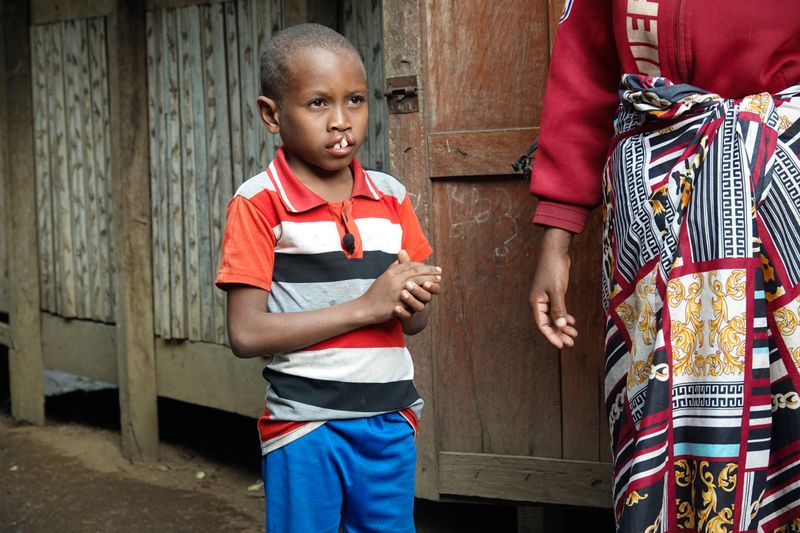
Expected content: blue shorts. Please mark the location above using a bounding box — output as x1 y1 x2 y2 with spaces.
261 412 416 533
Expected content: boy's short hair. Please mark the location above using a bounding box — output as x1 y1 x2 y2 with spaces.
260 23 363 101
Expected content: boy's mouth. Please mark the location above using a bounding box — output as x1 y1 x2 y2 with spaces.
328 134 354 153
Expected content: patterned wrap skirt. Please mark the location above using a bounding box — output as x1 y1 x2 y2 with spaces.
603 74 800 533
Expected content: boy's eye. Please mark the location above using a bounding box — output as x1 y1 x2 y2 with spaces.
348 95 366 105
308 98 326 107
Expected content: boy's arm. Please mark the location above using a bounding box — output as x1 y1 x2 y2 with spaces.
226 258 441 357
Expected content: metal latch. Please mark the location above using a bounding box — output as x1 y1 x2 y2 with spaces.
384 76 419 114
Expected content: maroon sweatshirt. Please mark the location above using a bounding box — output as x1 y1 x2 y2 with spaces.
530 0 800 233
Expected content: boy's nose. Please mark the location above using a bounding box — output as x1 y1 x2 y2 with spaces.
328 106 350 130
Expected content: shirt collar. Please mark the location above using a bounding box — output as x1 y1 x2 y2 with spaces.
267 146 381 213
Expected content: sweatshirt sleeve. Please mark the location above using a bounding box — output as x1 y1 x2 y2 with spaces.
530 0 621 233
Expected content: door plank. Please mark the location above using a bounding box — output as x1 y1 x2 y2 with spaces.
383 0 439 501
439 451 612 508
432 181 562 458
424 0 549 133
428 128 538 178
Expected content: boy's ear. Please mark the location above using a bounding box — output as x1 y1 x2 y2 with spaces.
257 96 280 134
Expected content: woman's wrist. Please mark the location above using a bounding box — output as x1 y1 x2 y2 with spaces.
541 226 573 254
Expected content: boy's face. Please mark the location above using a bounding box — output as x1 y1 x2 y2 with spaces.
259 47 368 182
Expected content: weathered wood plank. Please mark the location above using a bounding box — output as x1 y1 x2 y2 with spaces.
265 0 282 163
108 0 159 461
164 9 186 338
0 33 6 315
428 128 539 178
438 452 613 508
189 7 213 342
203 2 232 345
425 0 548 133
382 0 439 501
146 0 226 11
31 0 113 25
30 25 56 313
78 19 102 322
3 0 45 425
237 0 254 176
177 6 204 341
41 313 117 384
0 14 6 316
146 10 168 338
88 17 114 323
432 181 562 458
366 0 387 171
306 0 337 28
63 20 91 318
156 339 266 418
238 0 260 178
147 10 169 337
282 0 307 28
224 2 244 187
253 0 268 168
49 22 77 317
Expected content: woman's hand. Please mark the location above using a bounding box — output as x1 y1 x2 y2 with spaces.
529 227 578 348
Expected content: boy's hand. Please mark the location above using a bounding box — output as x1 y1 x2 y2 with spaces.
359 250 441 323
394 250 440 318
529 227 578 348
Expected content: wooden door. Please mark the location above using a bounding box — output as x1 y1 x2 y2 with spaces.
384 0 612 506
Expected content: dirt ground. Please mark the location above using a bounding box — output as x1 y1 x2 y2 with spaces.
0 388 535 533
0 357 613 533
0 405 267 532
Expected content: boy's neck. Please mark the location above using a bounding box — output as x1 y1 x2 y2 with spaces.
284 151 355 204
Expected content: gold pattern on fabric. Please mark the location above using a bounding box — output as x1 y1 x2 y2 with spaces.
743 92 772 121
669 270 746 378
625 491 649 507
674 459 737 533
617 268 660 389
774 294 800 374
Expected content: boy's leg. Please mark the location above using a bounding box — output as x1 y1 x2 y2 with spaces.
341 412 417 533
261 425 348 533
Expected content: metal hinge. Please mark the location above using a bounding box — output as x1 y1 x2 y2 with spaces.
384 75 419 114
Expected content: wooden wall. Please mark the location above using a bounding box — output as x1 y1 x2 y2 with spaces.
30 19 115 323
146 0 281 344
19 0 389 346
0 17 7 316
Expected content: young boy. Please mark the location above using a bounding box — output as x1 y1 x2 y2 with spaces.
214 23 441 533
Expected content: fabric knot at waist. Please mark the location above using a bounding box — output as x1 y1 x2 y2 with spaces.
614 73 800 137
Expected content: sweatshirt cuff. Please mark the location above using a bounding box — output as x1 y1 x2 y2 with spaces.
532 200 592 234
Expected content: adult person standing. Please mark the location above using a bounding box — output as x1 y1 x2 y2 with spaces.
529 1 800 531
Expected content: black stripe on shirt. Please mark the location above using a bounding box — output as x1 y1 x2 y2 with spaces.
263 368 420 412
273 250 395 283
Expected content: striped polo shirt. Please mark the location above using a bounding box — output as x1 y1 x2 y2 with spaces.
216 147 432 454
